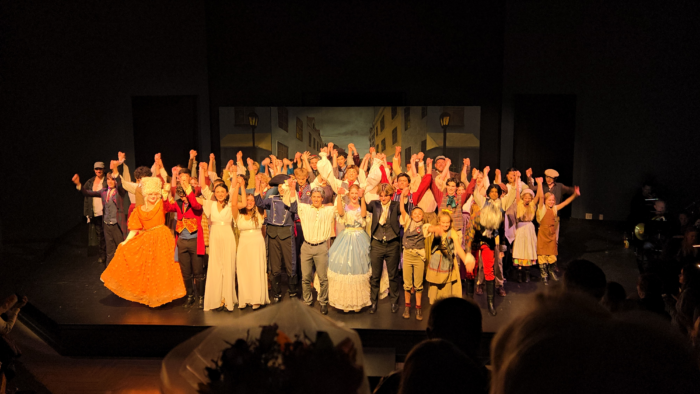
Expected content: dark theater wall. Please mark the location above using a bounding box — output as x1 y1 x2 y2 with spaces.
0 1 210 243
500 1 700 221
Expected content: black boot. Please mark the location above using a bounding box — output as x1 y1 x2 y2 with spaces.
182 275 195 308
288 274 299 298
524 269 530 283
548 264 559 281
486 280 497 316
517 268 523 283
271 274 282 301
466 279 475 299
194 276 206 309
539 264 549 286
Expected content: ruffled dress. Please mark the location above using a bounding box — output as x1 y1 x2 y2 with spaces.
101 200 186 307
327 205 372 312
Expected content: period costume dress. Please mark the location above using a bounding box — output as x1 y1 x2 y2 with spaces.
426 228 463 305
512 201 538 267
202 200 238 311
101 200 186 307
327 204 372 312
236 210 270 307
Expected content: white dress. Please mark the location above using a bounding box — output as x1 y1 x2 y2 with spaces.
236 211 270 307
203 201 238 311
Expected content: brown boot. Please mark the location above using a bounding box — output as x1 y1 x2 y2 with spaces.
402 306 410 319
415 308 423 321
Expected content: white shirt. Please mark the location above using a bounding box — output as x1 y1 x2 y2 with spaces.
296 202 336 244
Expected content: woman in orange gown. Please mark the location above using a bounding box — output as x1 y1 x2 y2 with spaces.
100 177 186 307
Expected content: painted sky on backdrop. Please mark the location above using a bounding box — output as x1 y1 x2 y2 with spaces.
292 107 373 153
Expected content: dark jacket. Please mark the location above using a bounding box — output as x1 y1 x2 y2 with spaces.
366 200 405 236
81 176 128 235
82 176 108 218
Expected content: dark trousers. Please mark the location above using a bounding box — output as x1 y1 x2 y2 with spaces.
91 216 107 261
103 222 124 266
269 234 298 297
178 237 205 296
370 238 401 304
294 222 304 279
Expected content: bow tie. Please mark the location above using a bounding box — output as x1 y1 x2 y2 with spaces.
446 195 457 209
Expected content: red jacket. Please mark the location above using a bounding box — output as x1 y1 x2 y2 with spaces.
163 191 205 255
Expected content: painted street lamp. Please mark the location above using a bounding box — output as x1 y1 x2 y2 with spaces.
248 111 259 160
440 112 450 156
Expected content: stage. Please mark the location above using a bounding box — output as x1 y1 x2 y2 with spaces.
1 219 637 364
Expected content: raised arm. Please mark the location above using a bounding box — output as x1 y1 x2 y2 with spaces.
399 188 410 222
336 187 346 217
199 162 208 191
556 186 580 210
536 178 544 208
461 158 470 184
360 189 367 218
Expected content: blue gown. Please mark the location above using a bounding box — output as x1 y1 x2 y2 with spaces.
327 205 372 311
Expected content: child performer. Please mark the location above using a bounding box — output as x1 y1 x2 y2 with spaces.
511 171 541 283
100 177 186 307
536 177 580 284
425 210 475 305
399 189 430 320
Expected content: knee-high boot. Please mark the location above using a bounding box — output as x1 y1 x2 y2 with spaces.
466 279 475 299
182 275 195 308
548 264 559 281
194 275 206 309
539 264 549 285
486 280 497 316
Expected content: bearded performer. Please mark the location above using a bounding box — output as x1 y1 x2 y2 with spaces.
465 175 516 316
100 177 186 307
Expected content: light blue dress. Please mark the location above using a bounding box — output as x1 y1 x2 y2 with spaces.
327 204 372 311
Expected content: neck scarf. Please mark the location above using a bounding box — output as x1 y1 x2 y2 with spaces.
446 195 457 209
379 201 391 225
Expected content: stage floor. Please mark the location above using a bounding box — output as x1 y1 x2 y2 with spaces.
1 218 638 358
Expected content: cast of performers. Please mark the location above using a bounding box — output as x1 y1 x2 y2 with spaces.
74 145 580 317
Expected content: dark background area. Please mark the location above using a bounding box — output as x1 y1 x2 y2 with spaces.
1 0 698 246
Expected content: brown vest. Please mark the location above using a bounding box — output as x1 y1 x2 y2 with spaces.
537 207 558 255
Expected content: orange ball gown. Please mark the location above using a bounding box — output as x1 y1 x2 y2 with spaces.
100 199 186 307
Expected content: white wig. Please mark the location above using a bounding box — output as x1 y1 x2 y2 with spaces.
141 176 162 195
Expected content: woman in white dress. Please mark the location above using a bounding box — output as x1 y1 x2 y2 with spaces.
202 182 238 311
233 179 270 309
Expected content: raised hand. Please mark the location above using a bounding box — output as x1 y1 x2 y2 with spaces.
395 146 401 155
327 142 334 152
237 177 245 187
110 160 119 170
338 187 347 196
72 174 80 185
472 167 479 179
463 158 470 168
246 157 254 166
199 162 207 171
332 149 338 158
535 177 543 185
226 160 235 172
236 151 243 160
155 152 161 162
282 158 291 166
189 150 197 160
295 152 302 161
417 152 424 161
444 158 452 169
348 143 355 153
363 153 371 161
411 154 417 163
302 151 310 160
526 168 533 178
118 151 126 163
483 166 490 175
575 186 581 196
495 169 501 179
516 170 522 179
261 158 271 167
275 159 283 168
172 166 180 176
